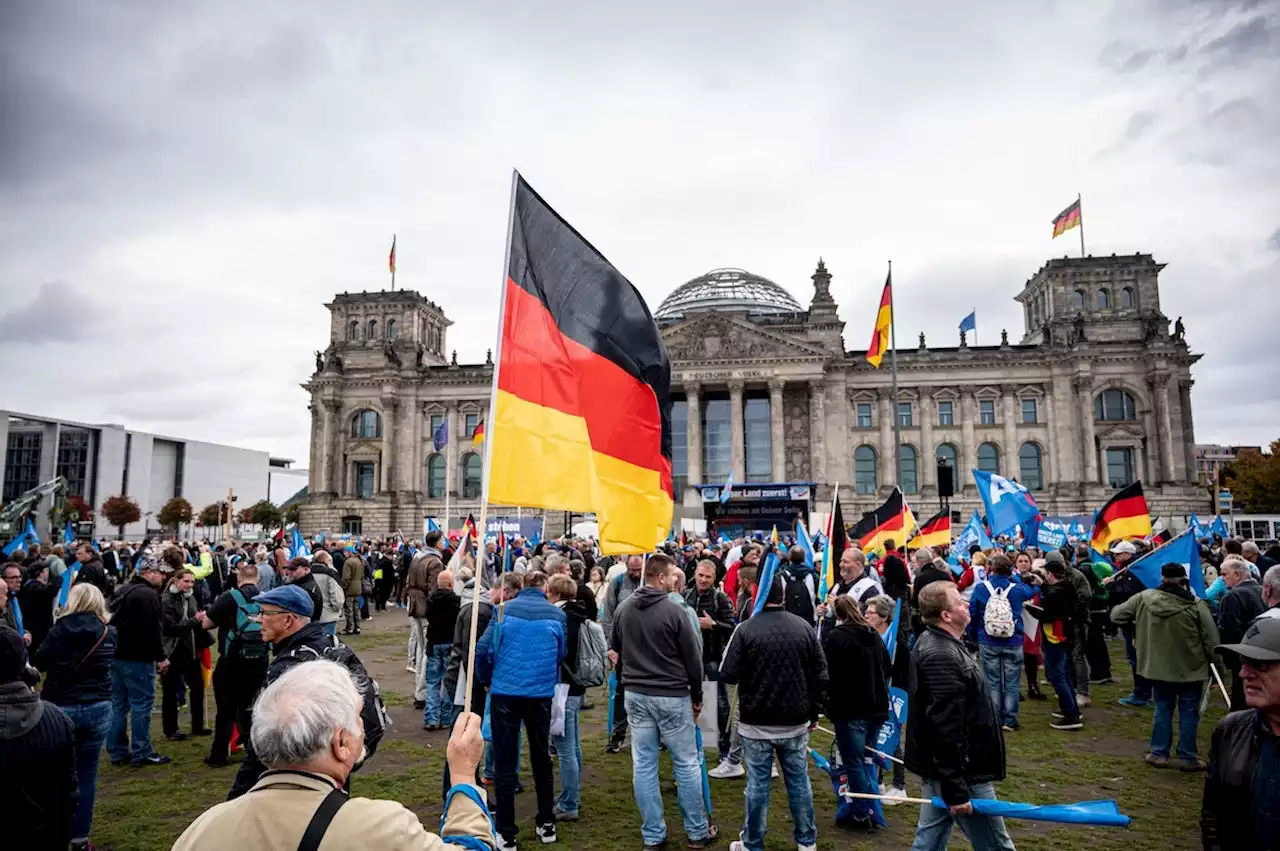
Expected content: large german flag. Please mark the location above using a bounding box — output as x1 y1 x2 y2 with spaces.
851 487 917 555
489 174 673 555
1051 198 1082 238
906 509 951 551
1090 481 1151 551
865 269 892 368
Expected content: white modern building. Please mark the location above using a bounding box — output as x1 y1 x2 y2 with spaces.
0 410 303 540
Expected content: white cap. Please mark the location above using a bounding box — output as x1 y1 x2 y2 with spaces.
1110 540 1137 555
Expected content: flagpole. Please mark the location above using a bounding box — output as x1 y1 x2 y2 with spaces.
1077 194 1085 258
888 261 901 491
463 169 518 719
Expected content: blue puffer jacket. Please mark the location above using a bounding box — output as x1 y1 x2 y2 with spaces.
476 587 566 698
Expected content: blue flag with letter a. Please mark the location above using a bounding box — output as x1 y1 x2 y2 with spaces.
972 469 1040 538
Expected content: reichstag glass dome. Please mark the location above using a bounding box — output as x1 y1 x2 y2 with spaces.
654 268 803 321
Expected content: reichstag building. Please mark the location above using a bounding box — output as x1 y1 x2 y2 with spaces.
300 253 1203 539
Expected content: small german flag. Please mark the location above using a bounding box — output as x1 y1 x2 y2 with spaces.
1051 198 1082 238
487 173 673 555
907 509 951 551
865 269 892 368
1090 481 1151 551
851 487 917 555
819 487 846 599
471 420 485 449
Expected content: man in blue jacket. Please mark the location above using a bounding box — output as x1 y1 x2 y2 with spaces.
475 570 566 851
968 554 1036 732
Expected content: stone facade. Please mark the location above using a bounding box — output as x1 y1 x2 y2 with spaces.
300 255 1204 538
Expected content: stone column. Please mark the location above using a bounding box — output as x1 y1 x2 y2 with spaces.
729 381 746 482
446 404 461 498
960 389 976 484
1075 377 1099 485
919 388 935 488
380 397 397 493
1043 390 1059 485
320 400 338 494
686 383 703 487
1153 373 1176 483
878 387 894 485
769 380 786 481
1001 384 1018 479
809 380 826 485
1179 380 1197 483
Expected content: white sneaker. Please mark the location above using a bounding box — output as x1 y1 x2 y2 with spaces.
497 836 518 851
770 763 779 779
708 759 745 779
798 845 818 851
406 665 417 674
1076 694 1092 708
535 822 557 844
883 786 908 806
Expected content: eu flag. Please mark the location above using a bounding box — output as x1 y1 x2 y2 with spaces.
959 310 976 333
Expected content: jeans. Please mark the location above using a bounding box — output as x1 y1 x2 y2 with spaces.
979 644 1023 728
107 659 157 762
411 617 430 701
833 718 882 810
610 678 629 743
1072 623 1091 696
423 643 453 726
741 733 816 851
1122 627 1152 702
161 658 205 736
1042 640 1079 722
910 779 1016 851
704 660 732 760
625 691 712 846
321 621 338 636
490 694 555 842
553 694 584 813
1151 680 1203 760
59 700 112 842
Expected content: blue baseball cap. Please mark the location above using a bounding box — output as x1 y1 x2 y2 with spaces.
256 585 314 617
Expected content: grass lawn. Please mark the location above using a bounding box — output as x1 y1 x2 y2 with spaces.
89 614 1220 850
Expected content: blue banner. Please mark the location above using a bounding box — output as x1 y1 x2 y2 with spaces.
873 685 908 768
940 797 1129 827
483 516 544 542
953 511 993 556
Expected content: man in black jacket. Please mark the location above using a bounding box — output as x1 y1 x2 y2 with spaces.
198 559 267 767
1219 557 1267 710
73 543 112 597
685 558 735 768
1202 617 1280 849
910 548 953 635
905 581 1015 850
280 557 324 622
721 576 827 851
106 558 171 767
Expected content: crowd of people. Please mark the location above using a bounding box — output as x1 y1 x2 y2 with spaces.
3 523 1280 850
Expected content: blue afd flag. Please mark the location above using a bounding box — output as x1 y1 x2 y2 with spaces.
719 471 734 505
795 519 816 569
959 310 976 334
63 521 75 546
935 797 1129 827
2 517 38 558
972 469 1040 538
873 685 908 769
1188 513 1208 538
289 527 310 561
433 418 449 451
882 597 902 663
953 511 993 556
752 551 780 617
1209 515 1229 538
1127 529 1205 598
426 518 441 533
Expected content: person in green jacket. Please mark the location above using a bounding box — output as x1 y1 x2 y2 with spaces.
1110 563 1220 772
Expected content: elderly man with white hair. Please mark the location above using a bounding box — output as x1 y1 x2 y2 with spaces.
1219 557 1267 710
172 660 495 851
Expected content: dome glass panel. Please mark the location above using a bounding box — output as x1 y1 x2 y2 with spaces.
654 268 803 320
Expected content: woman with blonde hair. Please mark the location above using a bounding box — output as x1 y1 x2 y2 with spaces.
33 583 117 851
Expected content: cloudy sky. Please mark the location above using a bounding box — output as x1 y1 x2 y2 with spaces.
1 0 1276 466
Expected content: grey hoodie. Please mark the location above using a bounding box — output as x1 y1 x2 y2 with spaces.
0 682 43 739
611 585 703 703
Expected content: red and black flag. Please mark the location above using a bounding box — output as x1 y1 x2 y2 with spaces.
819 487 847 598
1090 482 1151 551
488 173 673 555
851 488 917 555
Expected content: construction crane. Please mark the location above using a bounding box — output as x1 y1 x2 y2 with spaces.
0 476 68 541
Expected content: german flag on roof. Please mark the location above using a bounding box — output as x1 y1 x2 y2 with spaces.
487 173 673 555
907 509 951 551
851 487 917 555
1052 198 1082 238
1090 482 1151 551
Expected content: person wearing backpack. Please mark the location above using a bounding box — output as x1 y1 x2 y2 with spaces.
967 554 1036 732
780 545 819 625
546 572 604 823
199 558 268 767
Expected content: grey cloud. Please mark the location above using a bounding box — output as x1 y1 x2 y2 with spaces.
1202 15 1275 62
1124 110 1157 141
0 280 105 343
1267 229 1280 252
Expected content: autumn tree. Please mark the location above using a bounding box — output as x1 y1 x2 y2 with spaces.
64 494 93 522
101 495 141 538
157 497 194 534
284 503 301 526
246 499 283 530
1225 441 1280 513
198 502 227 528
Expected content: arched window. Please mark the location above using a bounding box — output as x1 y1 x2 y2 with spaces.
462 453 482 499
386 319 397 341
347 320 360 341
427 454 445 498
854 445 878 495
367 319 378 340
1096 288 1110 309
1121 286 1135 308
350 409 382 439
899 445 919 494
1071 290 1085 310
1019 443 1044 490
1094 389 1137 422
977 442 1000 474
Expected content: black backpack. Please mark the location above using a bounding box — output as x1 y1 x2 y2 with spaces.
286 635 390 761
226 589 268 663
782 568 817 624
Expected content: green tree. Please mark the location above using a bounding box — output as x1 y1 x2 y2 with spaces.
246 499 282 530
101 495 141 539
198 502 226 528
157 497 193 534
1225 441 1280 513
284 503 301 526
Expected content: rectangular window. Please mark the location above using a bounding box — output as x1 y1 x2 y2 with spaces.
897 402 913 428
979 400 996 425
937 401 954 426
1021 398 1037 424
341 516 363 536
56 429 91 499
1106 447 1134 489
701 397 732 481
355 462 376 498
430 414 444 437
3 431 42 503
856 402 873 428
744 396 772 483
464 413 479 438
671 399 688 494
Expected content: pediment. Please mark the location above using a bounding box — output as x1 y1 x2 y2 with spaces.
662 313 828 363
1095 422 1145 441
